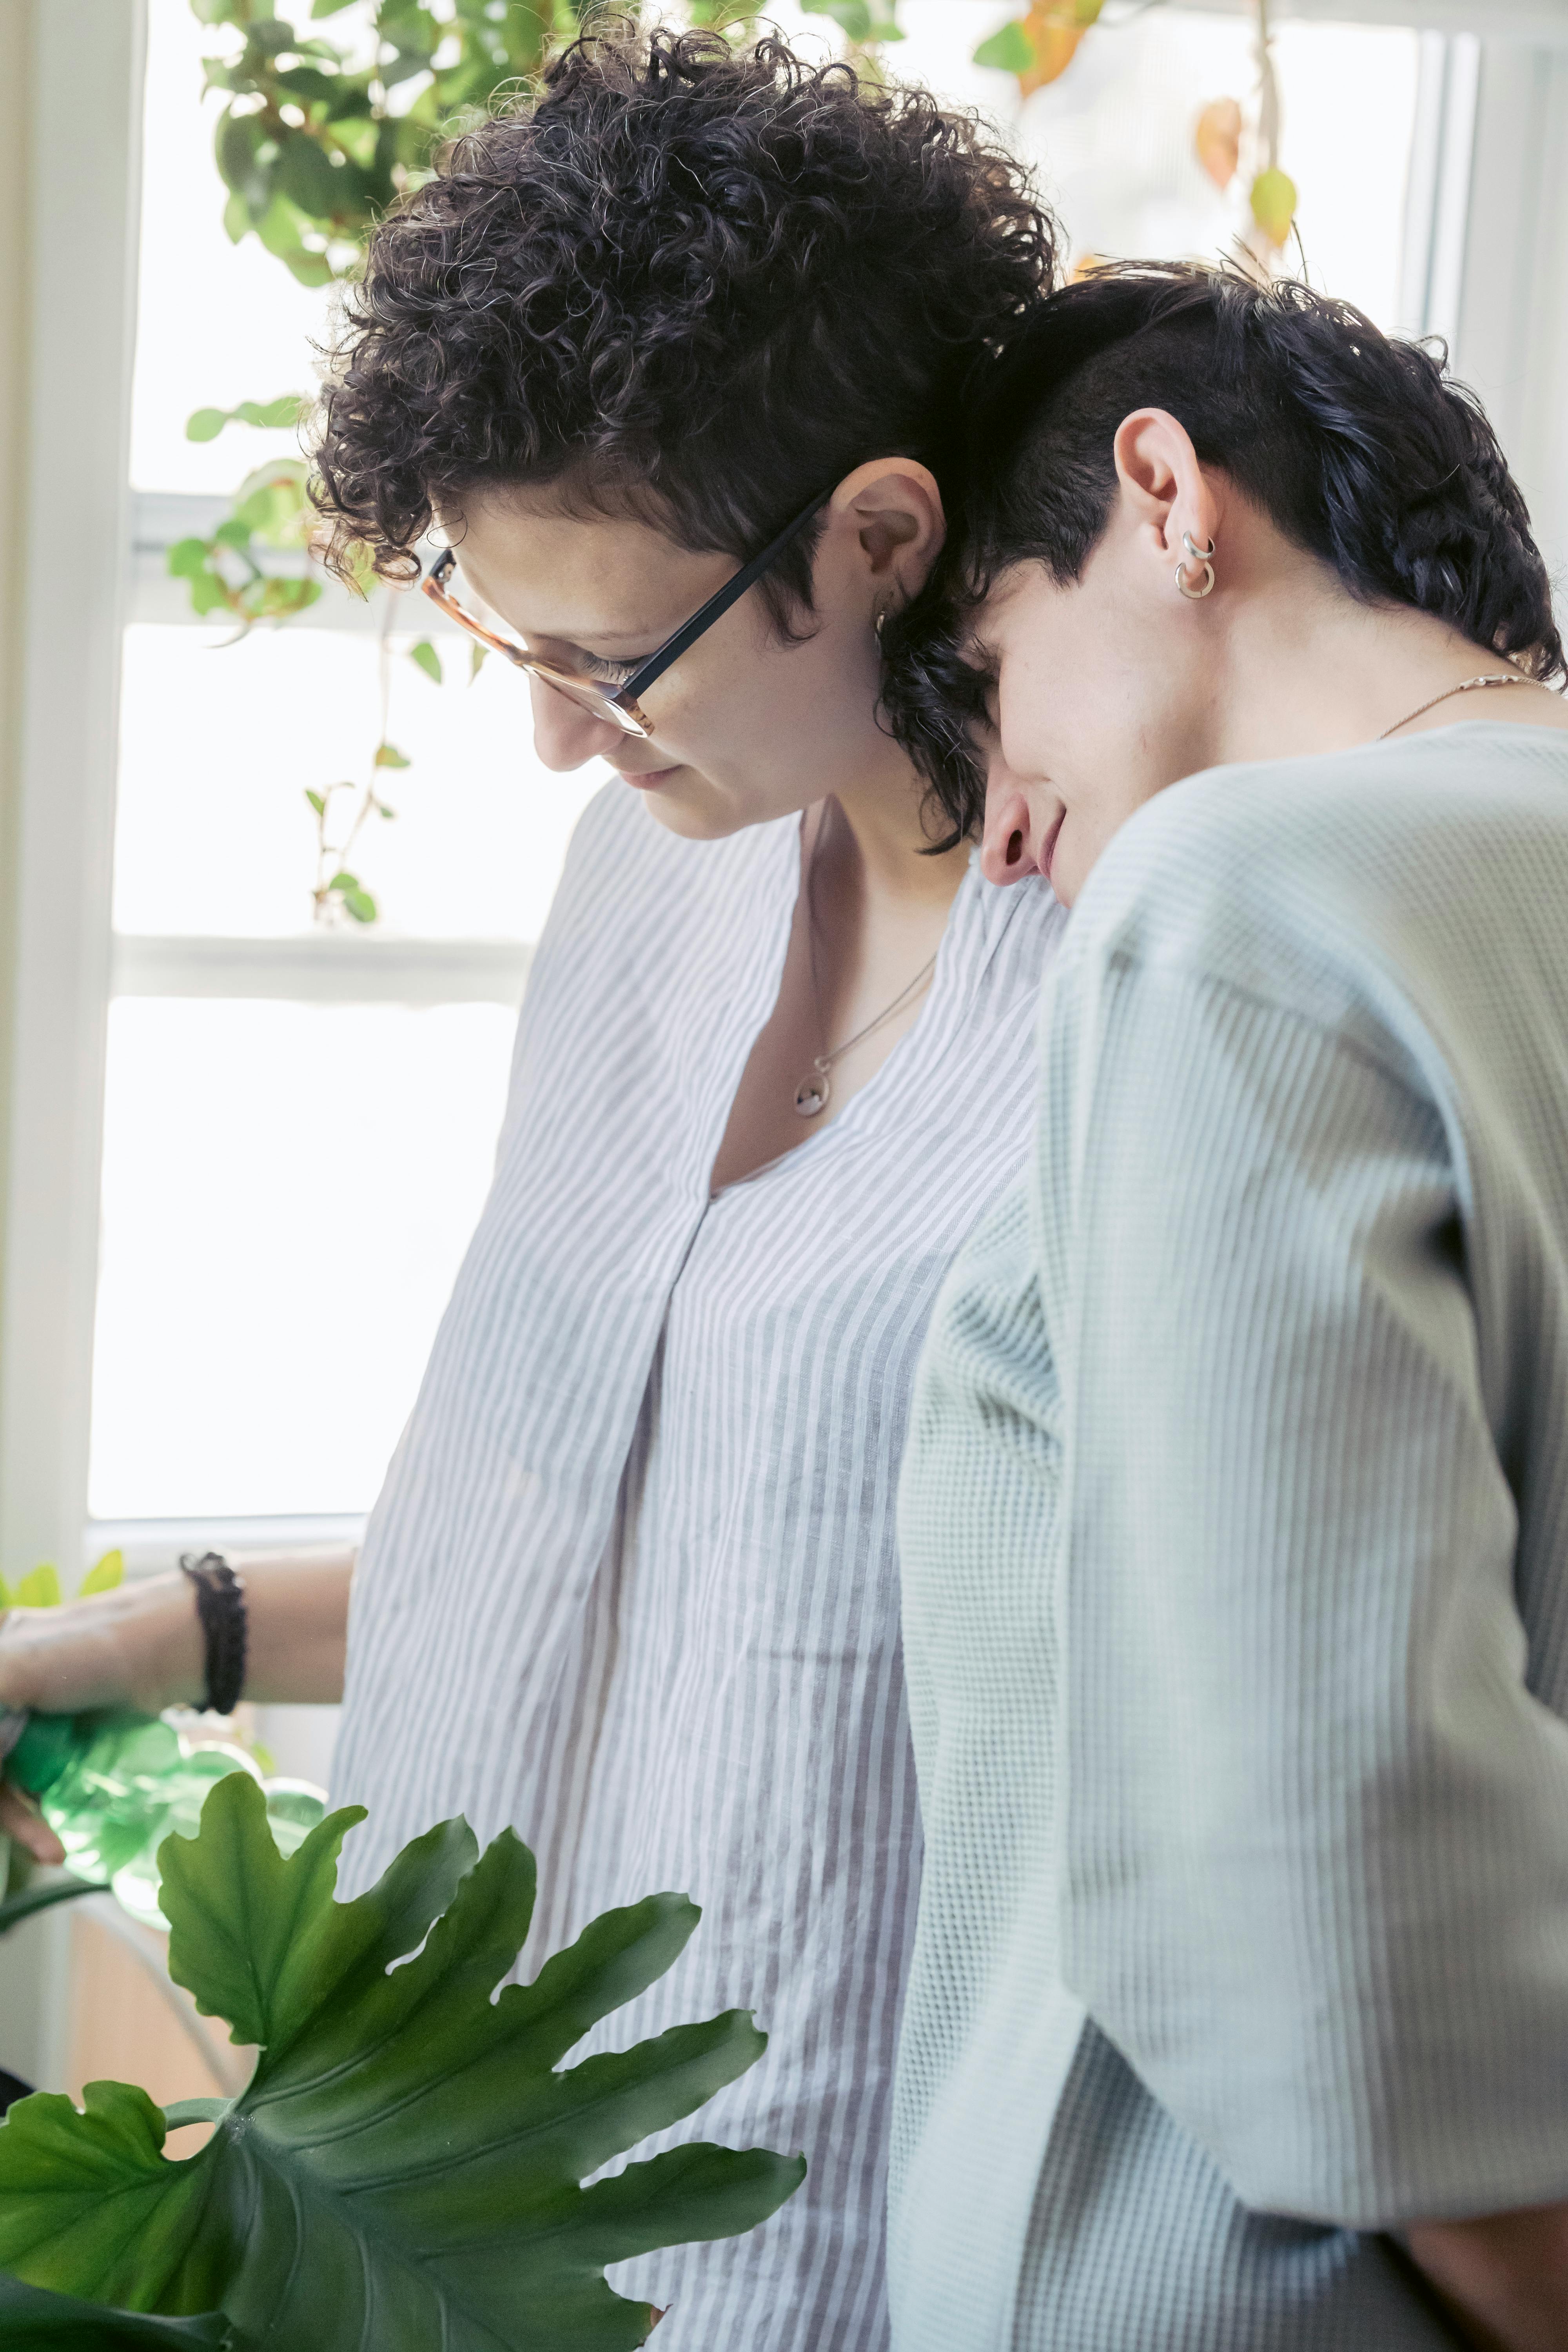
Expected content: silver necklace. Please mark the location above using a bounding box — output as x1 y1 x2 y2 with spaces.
793 822 939 1119
1378 671 1536 740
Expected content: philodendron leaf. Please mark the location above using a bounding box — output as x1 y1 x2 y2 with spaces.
0 2272 232 2348
0 1776 805 2350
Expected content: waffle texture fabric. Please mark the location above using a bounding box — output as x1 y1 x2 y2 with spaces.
892 722 1568 2350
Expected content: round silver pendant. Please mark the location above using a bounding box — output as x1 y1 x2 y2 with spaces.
794 1073 830 1118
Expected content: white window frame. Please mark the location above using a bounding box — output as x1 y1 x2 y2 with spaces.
4 0 1568 1596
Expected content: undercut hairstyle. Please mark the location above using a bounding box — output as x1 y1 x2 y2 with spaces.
879 262 1566 846
309 23 1058 633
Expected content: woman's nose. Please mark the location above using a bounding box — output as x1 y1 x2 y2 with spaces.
980 782 1042 888
529 677 628 773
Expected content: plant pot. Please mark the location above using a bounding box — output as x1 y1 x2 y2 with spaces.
0 2068 33 2116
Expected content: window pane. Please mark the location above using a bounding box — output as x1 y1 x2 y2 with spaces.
89 999 515 1518
114 622 606 942
887 6 1419 329
132 0 342 495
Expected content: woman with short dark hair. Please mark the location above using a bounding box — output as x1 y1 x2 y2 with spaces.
884 264 1568 2350
0 29 1066 2348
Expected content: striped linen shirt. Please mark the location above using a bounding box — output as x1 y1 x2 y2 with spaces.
893 724 1568 2350
331 777 1067 2349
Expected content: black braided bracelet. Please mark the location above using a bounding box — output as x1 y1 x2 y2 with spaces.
178 1552 249 1717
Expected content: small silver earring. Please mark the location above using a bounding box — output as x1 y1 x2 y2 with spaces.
874 608 889 644
1175 530 1216 599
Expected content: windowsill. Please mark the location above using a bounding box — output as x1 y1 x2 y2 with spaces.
86 1515 367 1579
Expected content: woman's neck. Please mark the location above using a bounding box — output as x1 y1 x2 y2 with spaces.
1197 561 1565 772
828 746 971 919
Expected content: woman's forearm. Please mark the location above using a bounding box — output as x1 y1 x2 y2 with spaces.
230 1548 354 1704
0 1547 354 1716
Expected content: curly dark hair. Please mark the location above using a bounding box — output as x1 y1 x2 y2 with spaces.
880 262 1566 845
310 22 1058 633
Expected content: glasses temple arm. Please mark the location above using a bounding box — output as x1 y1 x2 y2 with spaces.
618 487 835 702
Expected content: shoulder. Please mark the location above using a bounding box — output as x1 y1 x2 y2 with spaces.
1057 725 1568 1058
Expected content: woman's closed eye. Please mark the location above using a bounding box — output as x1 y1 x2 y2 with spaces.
558 645 650 687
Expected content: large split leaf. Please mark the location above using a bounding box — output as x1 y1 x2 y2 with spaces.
0 2272 230 2348
0 1777 804 2350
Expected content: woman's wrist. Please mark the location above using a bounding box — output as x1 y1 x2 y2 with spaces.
0 1572 205 1719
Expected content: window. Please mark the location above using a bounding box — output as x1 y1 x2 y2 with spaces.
92 1 606 1540
5 0 1566 1583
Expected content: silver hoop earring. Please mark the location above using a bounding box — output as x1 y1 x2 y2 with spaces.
1175 530 1216 600
874 608 889 644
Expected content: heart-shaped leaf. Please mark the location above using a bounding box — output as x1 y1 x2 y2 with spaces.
0 1777 805 2349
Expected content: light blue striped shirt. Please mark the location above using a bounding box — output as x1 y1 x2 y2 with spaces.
894 724 1568 2349
332 779 1067 2350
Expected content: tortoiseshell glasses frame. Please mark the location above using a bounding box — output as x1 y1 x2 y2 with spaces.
419 486 835 739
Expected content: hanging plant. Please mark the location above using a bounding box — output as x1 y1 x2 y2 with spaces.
1192 0 1297 265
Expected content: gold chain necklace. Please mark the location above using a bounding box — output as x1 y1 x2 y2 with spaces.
1377 671 1537 740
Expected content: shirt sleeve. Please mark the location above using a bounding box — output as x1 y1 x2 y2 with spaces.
1037 938 1568 2229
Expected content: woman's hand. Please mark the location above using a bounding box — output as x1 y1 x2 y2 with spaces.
0 1550 354 1873
0 1573 206 1864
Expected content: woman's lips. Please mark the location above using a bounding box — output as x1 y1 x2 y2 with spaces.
615 764 679 791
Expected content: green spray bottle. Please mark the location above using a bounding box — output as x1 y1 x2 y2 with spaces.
1 1706 325 1931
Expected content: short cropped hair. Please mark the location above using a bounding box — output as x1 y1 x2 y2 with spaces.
880 263 1565 841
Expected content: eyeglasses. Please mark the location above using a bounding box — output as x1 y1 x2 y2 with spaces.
420 486 835 739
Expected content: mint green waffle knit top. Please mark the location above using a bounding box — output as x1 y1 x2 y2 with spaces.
892 723 1568 2351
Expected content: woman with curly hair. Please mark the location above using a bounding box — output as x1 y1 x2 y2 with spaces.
881 264 1568 2349
0 25 1064 2347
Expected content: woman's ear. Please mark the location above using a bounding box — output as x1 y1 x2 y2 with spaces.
1111 409 1220 584
830 459 947 603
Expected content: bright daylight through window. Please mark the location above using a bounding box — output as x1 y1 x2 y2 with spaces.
92 0 1426 1537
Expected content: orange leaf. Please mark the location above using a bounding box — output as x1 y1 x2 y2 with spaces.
1249 165 1298 248
1019 10 1083 93
1194 97 1242 192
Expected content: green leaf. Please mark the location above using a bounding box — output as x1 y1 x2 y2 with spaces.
0 1777 804 2347
304 789 325 815
0 1572 12 1609
220 191 249 243
311 0 359 13
16 1566 61 1610
327 869 361 895
802 0 872 40
377 803 397 820
373 741 410 768
283 246 334 288
406 637 442 685
275 131 342 220
339 886 378 924
183 409 228 444
973 17 1036 72
468 640 488 684
166 538 211 582
0 2272 231 2350
79 1550 125 1599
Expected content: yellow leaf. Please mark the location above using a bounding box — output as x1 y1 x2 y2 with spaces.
1250 166 1298 248
79 1548 125 1597
1195 97 1242 192
16 1564 61 1610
